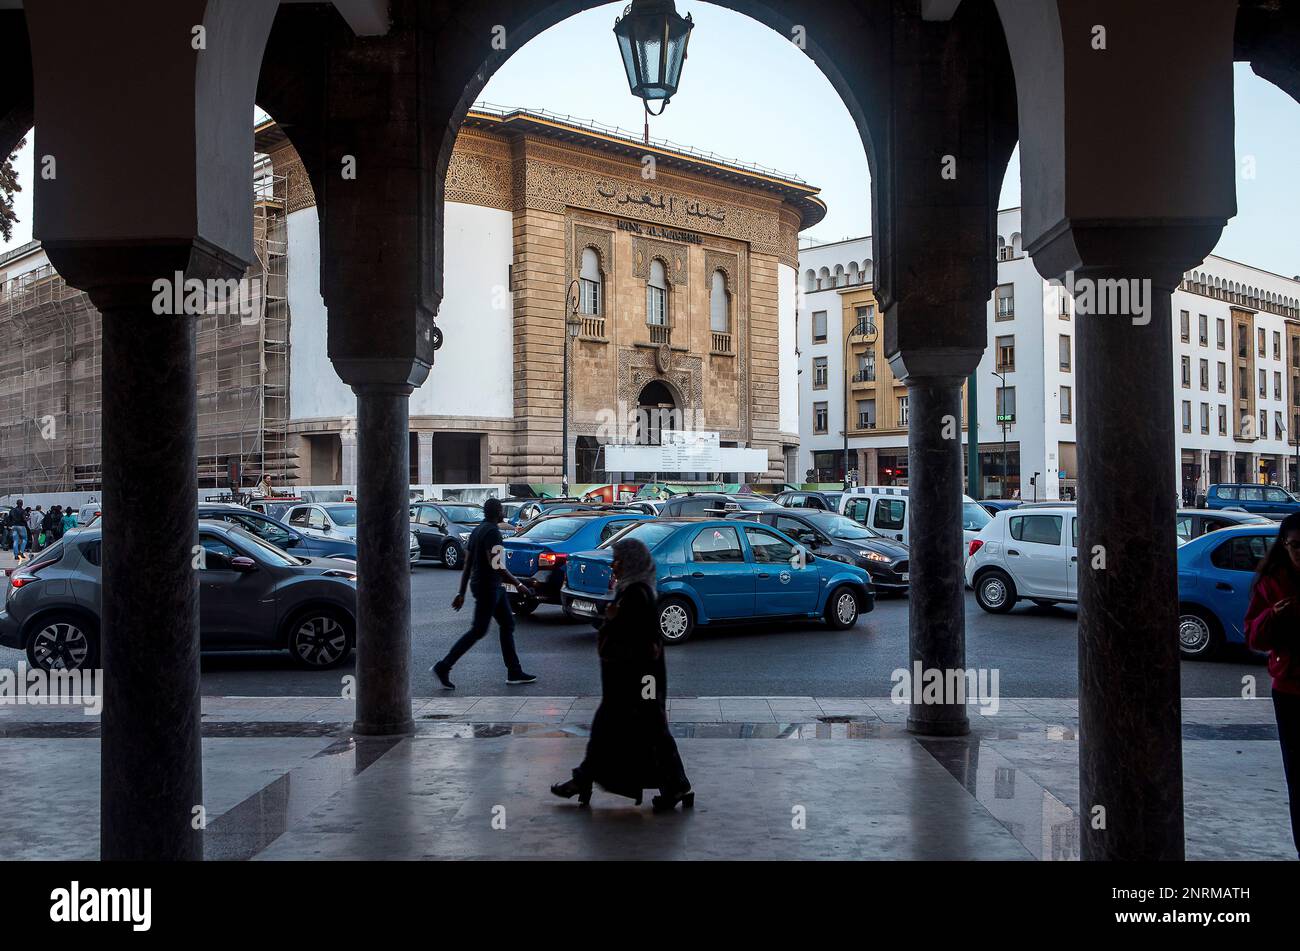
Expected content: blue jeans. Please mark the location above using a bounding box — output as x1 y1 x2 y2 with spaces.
11 526 27 558
441 585 524 676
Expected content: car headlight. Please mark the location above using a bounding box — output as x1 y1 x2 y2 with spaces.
410 534 419 548
459 531 471 540
861 550 891 563
323 568 358 581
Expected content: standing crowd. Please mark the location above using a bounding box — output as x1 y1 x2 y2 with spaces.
2 499 83 563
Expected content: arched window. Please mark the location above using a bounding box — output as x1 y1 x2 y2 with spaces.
647 259 669 327
817 266 830 290
710 270 730 332
804 269 816 292
833 264 846 287
579 247 602 316
847 261 860 284
1011 232 1023 257
861 259 874 283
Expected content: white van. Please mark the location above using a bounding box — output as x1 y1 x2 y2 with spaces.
838 486 992 548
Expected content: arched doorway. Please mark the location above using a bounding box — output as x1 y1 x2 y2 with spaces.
635 379 677 446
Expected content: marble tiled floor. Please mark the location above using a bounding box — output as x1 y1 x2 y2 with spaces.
0 696 1292 860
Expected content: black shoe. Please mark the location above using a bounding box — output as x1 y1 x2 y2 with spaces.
431 662 455 690
652 789 694 813
506 671 538 685
550 778 592 805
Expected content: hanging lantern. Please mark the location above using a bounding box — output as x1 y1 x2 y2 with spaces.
613 0 694 115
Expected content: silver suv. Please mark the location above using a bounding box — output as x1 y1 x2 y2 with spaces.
0 520 359 671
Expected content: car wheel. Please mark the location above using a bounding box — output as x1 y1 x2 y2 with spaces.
285 608 354 669
1178 606 1224 660
440 540 462 570
975 570 1016 614
512 595 539 617
824 585 860 629
26 614 99 672
656 597 695 644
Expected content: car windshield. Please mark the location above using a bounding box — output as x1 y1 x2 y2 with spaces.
322 505 357 526
516 516 588 542
440 505 483 524
734 497 781 510
226 526 302 567
963 502 992 532
599 521 677 550
804 512 880 540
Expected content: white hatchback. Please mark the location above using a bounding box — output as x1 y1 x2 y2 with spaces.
964 504 1078 613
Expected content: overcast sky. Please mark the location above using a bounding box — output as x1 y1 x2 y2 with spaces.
3 1 1297 276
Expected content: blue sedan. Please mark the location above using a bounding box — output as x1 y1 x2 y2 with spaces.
1176 523 1276 659
560 518 875 643
502 511 647 615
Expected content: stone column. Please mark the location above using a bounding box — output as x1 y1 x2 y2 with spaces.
1074 269 1184 860
93 280 204 861
905 378 969 736
417 431 434 486
340 430 358 487
352 385 415 735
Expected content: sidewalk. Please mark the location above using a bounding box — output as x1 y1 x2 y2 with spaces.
0 695 1291 860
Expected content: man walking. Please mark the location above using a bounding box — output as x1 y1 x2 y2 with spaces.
9 500 28 562
431 496 537 688
27 505 44 553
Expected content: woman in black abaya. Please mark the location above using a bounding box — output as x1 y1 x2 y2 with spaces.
550 537 692 811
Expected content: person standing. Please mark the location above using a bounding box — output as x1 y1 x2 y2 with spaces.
9 500 28 562
550 537 692 811
431 496 537 688
61 506 78 535
1245 511 1300 859
26 506 43 553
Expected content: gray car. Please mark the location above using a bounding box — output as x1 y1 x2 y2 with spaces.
0 520 359 671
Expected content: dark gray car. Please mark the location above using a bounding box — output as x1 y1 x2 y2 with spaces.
0 520 359 671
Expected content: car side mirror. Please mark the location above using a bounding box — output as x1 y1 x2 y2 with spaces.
231 556 258 573
281 536 300 548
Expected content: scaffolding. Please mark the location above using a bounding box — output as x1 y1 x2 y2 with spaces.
0 171 296 495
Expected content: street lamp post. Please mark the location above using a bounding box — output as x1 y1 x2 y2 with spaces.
562 280 583 497
992 369 1010 499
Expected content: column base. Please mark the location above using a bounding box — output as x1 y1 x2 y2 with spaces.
907 715 971 737
352 716 416 736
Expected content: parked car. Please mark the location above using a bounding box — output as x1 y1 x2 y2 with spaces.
509 499 609 526
1175 507 1273 545
0 521 359 671
1176 523 1277 659
502 511 647 615
284 501 421 565
840 486 991 548
965 504 1078 613
198 502 358 560
248 497 302 521
409 500 513 569
654 493 783 517
738 509 910 591
978 499 1022 516
561 518 874 643
1205 483 1300 517
773 490 844 512
621 500 662 516
76 502 101 526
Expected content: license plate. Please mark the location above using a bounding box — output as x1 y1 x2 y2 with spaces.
901 573 909 582
504 583 518 594
570 598 597 615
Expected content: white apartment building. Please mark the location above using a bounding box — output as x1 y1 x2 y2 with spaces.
797 207 1300 501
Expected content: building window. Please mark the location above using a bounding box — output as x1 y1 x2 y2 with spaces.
1238 325 1249 358
1199 313 1208 346
1239 366 1249 400
1217 318 1226 350
709 269 730 334
646 259 669 331
1275 371 1283 401
996 335 1015 372
1181 400 1191 433
579 247 602 316
1259 327 1266 357
814 401 828 434
897 395 910 426
1199 359 1209 391
1275 331 1283 361
1218 361 1227 393
1276 411 1285 441
812 310 827 343
995 283 1015 320
1201 402 1210 435
1260 368 1267 398
1060 386 1072 423
1180 355 1191 388
996 386 1016 424
857 350 876 382
854 303 876 334
813 356 828 389
1059 292 1071 320
1219 404 1227 435
1180 310 1190 342
857 398 876 430
1059 335 1071 372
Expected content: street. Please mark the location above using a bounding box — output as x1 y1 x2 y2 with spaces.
0 562 1259 699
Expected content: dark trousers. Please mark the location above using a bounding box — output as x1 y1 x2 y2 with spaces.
1274 691 1300 857
442 585 523 676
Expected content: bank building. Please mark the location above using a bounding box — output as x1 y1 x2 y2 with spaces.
0 105 823 496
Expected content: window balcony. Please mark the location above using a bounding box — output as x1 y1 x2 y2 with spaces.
852 370 876 384
857 417 877 430
711 331 733 354
581 316 606 339
649 324 671 345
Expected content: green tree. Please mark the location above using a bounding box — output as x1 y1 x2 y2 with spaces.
0 137 25 243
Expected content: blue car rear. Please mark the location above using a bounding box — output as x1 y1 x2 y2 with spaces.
1176 523 1277 659
502 512 646 613
562 518 874 643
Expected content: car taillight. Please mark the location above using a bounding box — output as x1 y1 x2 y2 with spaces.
968 539 984 557
538 551 567 569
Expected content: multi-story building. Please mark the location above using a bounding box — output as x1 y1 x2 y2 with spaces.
798 207 1300 500
0 107 823 495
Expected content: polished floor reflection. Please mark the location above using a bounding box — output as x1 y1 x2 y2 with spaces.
0 697 1290 860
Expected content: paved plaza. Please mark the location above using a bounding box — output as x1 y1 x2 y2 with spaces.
0 695 1290 861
